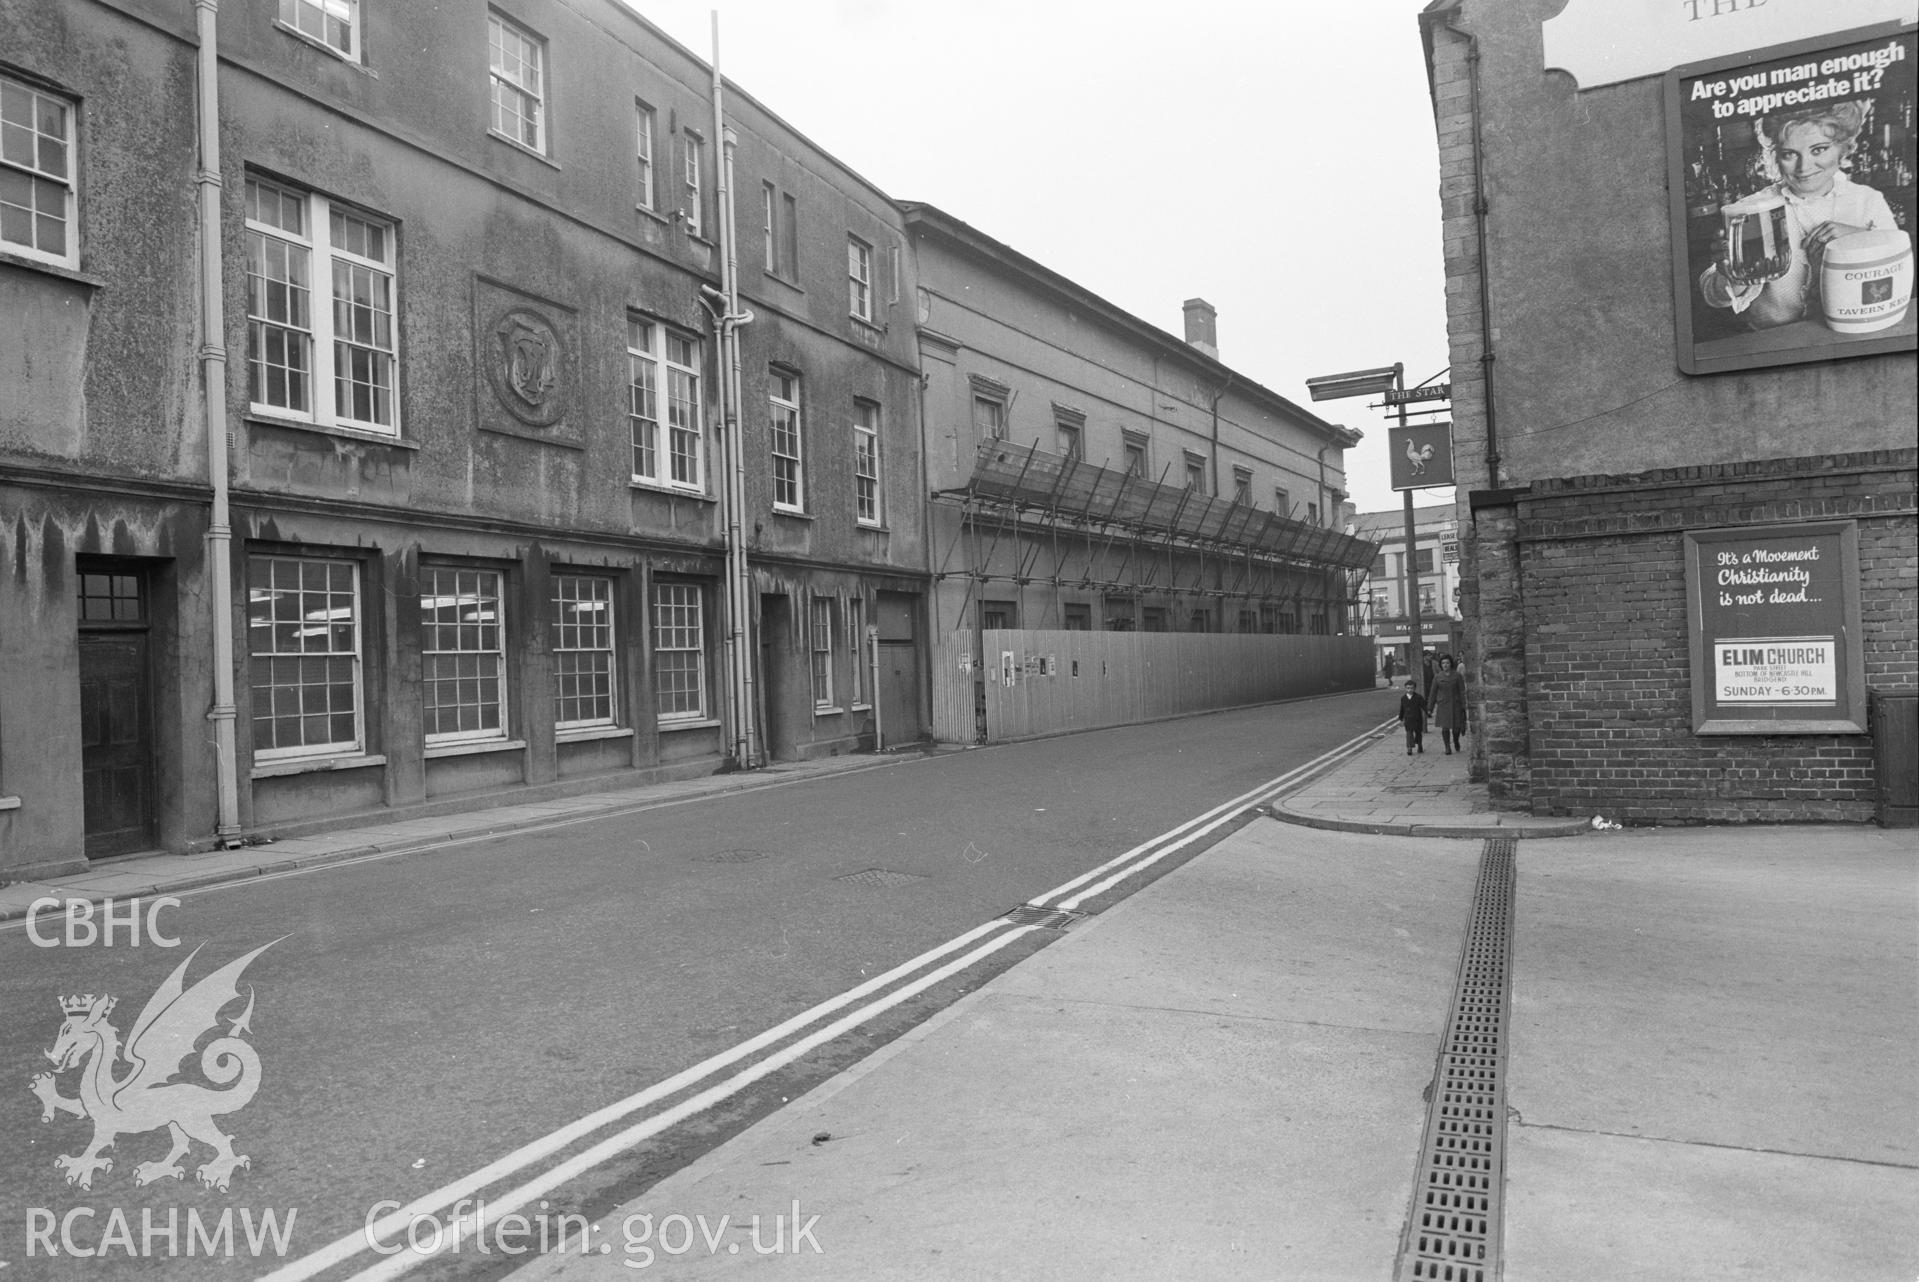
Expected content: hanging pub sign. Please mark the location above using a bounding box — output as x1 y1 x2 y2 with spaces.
1666 22 1917 376
1683 521 1866 734
1388 422 1455 491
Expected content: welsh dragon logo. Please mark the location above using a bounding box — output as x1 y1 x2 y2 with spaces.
31 941 278 1192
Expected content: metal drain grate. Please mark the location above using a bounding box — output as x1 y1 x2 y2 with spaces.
834 868 928 888
1396 837 1516 1282
693 848 771 863
1001 904 1085 930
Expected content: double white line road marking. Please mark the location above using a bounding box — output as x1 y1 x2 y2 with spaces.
266 725 1382 1280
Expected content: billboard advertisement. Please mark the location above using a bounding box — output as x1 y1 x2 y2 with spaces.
1666 23 1917 375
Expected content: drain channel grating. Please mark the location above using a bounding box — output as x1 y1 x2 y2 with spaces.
834 868 928 888
1396 837 1516 1282
693 848 771 863
1001 904 1085 930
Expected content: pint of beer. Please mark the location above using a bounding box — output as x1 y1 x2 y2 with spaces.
1720 191 1792 284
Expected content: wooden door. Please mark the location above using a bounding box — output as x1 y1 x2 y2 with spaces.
79 630 155 857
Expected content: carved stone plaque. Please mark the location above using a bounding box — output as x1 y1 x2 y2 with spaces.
472 277 582 449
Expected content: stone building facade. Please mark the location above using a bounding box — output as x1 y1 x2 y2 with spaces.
1421 0 1916 822
0 0 923 877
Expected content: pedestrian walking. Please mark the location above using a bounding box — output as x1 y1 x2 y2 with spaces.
1431 654 1467 755
1398 679 1427 755
1421 650 1437 724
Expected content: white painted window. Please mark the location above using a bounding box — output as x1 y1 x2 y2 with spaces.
0 74 77 268
681 132 704 236
848 597 867 707
810 596 835 710
854 399 881 526
652 581 707 721
847 236 873 321
421 567 507 744
245 176 398 433
770 370 804 512
635 102 656 209
247 555 363 760
628 318 703 492
279 0 359 60
488 12 546 153
552 575 616 729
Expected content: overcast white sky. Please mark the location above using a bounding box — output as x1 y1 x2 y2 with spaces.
625 0 1456 518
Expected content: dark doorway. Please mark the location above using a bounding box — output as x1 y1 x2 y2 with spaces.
876 591 924 748
758 593 795 761
77 567 155 857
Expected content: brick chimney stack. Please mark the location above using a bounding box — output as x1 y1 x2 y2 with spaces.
1182 298 1218 359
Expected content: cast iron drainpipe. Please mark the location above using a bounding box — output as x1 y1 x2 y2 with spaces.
196 0 242 845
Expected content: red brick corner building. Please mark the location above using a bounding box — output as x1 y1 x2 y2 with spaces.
1421 0 1917 823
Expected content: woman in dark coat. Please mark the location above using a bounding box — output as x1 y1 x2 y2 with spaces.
1431 654 1467 754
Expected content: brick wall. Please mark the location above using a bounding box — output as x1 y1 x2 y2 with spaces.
1491 450 1916 824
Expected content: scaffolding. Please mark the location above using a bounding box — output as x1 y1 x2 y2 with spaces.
933 439 1379 631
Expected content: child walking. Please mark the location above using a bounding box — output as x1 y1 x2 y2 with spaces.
1398 679 1427 755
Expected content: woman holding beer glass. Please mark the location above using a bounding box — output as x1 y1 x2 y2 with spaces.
1698 101 1899 329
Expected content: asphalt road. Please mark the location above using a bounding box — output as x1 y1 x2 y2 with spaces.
1 691 1389 1280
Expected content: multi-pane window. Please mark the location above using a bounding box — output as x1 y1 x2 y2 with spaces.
635 103 656 209
247 556 362 760
1233 467 1253 505
854 399 881 526
810 596 835 710
1184 452 1207 493
1306 501 1321 525
847 236 873 321
1122 433 1148 478
847 598 867 706
761 185 799 277
1274 487 1291 518
1 75 76 268
245 176 398 433
1056 421 1082 461
972 395 1006 443
421 567 506 744
488 12 546 152
279 0 358 59
770 370 804 512
628 319 703 492
652 581 706 721
681 132 704 236
552 575 616 729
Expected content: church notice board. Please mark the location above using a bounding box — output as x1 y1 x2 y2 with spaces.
1683 521 1866 734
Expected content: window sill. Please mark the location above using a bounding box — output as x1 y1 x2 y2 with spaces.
856 521 888 533
850 702 871 712
636 205 671 227
849 314 883 333
488 131 561 171
273 20 374 73
813 705 843 717
250 752 387 780
0 795 21 811
771 507 814 521
659 717 720 732
248 413 420 449
424 738 527 760
629 479 715 502
556 725 634 744
0 250 103 290
763 272 804 296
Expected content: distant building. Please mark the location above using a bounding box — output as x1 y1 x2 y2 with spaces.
1350 503 1465 678
904 204 1377 744
1422 0 1916 822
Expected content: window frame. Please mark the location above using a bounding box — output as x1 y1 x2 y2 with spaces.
246 554 366 763
972 394 1006 443
634 101 656 210
1232 466 1253 505
1122 432 1149 479
551 573 618 731
244 175 401 436
1184 451 1208 494
769 369 805 513
681 130 705 237
847 235 874 321
486 10 547 155
628 316 705 494
853 398 882 527
810 596 836 712
847 597 868 708
0 73 79 269
278 0 360 61
420 566 509 747
652 580 709 724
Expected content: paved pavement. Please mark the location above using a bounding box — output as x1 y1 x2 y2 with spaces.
8 717 1916 1280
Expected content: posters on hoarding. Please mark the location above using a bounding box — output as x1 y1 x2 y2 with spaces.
1683 522 1865 734
1666 23 1917 375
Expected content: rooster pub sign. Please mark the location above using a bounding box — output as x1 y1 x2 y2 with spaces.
1389 423 1455 490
